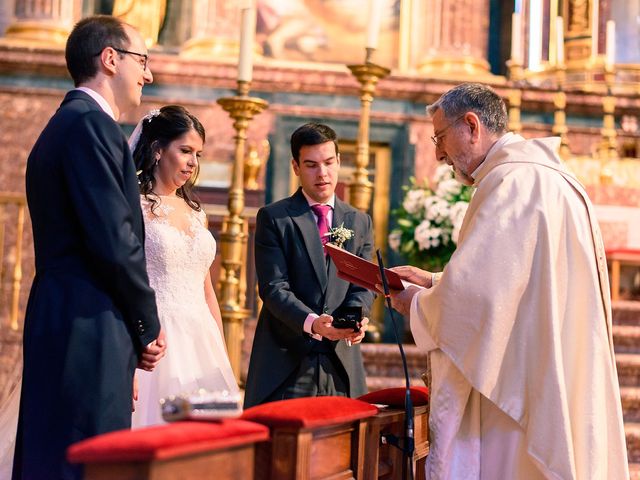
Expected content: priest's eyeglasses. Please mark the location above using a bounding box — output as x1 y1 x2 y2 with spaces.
111 47 149 70
431 114 466 147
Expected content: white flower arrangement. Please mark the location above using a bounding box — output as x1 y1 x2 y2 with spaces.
326 223 354 249
389 164 473 270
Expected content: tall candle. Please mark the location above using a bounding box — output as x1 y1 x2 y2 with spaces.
238 7 256 82
556 16 564 66
366 0 383 50
605 20 616 69
511 12 523 64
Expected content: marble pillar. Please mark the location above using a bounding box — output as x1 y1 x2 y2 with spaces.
414 0 494 79
2 0 79 47
181 0 242 59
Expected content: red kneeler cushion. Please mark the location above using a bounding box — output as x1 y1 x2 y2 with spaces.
67 420 269 463
241 396 379 429
358 387 429 407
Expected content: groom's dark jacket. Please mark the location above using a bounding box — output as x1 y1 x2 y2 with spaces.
13 90 160 480
244 188 375 408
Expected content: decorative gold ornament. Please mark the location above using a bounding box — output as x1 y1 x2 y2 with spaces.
243 139 270 190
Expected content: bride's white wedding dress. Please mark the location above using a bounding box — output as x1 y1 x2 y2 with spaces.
132 195 239 427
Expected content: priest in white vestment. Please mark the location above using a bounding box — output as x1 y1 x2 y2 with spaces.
390 83 629 479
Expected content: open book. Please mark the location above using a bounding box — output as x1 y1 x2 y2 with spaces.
325 243 405 291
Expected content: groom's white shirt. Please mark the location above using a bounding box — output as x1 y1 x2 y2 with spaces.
75 87 115 120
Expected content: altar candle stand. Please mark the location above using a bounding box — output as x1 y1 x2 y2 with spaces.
216 5 268 382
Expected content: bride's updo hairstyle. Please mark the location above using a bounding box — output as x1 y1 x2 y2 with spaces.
132 105 205 213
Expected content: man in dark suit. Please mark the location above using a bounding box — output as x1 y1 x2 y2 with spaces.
244 123 375 408
12 16 166 480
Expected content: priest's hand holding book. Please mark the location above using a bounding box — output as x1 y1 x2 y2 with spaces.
382 266 435 317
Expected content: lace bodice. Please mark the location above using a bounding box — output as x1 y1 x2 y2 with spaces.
141 195 215 316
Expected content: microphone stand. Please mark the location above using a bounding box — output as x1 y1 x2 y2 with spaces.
376 249 414 480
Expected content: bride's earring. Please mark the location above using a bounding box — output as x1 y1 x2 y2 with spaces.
154 154 160 166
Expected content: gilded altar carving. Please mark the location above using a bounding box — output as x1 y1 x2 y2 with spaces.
113 0 167 48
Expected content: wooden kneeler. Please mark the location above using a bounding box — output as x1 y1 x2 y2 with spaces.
358 387 430 480
67 419 269 480
242 397 379 480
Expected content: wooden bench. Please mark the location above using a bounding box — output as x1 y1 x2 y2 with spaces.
359 387 430 480
242 396 378 480
67 420 269 480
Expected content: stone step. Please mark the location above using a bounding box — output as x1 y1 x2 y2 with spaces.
613 301 640 326
366 375 426 392
614 325 640 353
361 343 428 381
622 387 640 423
617 354 640 387
627 422 640 464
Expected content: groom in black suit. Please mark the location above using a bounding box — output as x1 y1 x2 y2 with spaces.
244 123 375 408
13 16 166 480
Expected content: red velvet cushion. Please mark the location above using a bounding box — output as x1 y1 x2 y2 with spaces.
67 420 269 463
241 396 378 429
606 249 640 256
358 387 429 407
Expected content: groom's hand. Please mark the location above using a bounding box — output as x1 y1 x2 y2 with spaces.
312 314 355 341
132 373 139 412
138 328 167 371
346 317 369 345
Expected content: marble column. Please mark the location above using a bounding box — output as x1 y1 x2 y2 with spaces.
2 0 79 47
181 0 242 59
414 0 493 79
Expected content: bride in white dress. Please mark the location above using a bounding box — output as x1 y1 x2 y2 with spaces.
129 105 239 427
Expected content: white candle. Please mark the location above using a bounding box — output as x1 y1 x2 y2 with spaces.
366 0 383 50
556 16 564 66
605 20 616 69
238 7 256 82
510 12 523 64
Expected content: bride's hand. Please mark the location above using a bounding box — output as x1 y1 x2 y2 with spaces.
138 329 167 371
132 373 139 412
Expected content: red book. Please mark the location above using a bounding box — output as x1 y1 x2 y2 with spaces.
325 243 405 291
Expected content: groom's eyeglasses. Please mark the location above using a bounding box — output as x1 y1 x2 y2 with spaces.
112 47 149 70
95 47 149 70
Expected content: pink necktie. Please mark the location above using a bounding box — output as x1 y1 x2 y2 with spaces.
310 204 332 248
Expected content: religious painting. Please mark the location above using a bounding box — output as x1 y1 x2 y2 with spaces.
256 0 401 68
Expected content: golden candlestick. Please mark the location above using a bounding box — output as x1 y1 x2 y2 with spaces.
552 65 571 159
346 49 389 343
217 80 268 382
347 51 390 212
599 67 618 161
507 88 522 134
507 59 523 134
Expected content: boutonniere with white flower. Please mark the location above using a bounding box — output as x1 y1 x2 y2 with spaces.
325 223 354 249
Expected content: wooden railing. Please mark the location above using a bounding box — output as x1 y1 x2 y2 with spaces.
0 192 26 330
